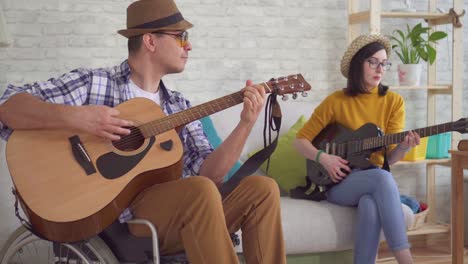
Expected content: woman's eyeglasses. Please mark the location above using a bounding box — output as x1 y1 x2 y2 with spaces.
154 31 189 47
367 58 392 71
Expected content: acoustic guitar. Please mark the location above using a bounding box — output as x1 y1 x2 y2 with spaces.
6 74 311 242
307 119 468 186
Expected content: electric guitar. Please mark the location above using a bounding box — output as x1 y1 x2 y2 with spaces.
6 74 311 243
307 119 468 186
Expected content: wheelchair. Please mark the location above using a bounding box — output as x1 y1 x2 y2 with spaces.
0 217 241 264
0 218 190 264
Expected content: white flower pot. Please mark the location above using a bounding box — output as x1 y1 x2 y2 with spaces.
398 64 422 86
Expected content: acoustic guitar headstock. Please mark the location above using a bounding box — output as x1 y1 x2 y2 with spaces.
262 74 311 101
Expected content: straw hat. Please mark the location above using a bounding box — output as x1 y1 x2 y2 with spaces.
340 34 392 78
118 0 193 38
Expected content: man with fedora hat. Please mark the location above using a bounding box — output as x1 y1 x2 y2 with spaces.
0 0 286 263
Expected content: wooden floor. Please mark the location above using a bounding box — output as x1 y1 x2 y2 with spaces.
376 234 468 264
377 245 468 264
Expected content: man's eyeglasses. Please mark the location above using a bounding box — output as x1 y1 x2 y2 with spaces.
154 31 189 47
366 58 391 70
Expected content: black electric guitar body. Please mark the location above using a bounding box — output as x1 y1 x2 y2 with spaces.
307 119 468 187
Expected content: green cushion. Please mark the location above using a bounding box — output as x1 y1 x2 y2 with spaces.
250 115 307 192
200 116 241 182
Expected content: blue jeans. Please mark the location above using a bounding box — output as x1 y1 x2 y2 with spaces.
326 168 410 264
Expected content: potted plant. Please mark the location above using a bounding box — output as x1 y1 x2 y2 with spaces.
390 23 448 86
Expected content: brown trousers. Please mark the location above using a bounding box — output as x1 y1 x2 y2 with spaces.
128 175 286 264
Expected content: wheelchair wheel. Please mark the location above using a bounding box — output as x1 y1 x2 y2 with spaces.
0 226 119 264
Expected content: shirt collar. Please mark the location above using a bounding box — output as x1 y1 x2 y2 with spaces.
369 86 379 94
120 59 176 104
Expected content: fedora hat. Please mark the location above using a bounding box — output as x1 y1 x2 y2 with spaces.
340 34 392 78
118 0 193 38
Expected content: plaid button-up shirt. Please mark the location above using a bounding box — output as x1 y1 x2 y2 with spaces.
0 60 214 222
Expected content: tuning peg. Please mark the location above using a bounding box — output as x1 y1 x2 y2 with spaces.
302 91 308 97
281 95 289 101
292 93 298 100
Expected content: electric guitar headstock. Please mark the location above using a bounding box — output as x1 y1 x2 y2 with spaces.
452 118 468 134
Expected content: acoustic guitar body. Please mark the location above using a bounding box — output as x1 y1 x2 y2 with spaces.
6 98 184 242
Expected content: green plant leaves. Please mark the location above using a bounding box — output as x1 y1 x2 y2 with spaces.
390 22 447 65
429 31 448 42
427 45 437 64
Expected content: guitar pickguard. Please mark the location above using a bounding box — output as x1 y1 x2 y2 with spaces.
96 137 156 179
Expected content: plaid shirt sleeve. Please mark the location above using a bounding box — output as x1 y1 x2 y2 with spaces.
0 68 91 140
182 119 214 178
175 98 214 178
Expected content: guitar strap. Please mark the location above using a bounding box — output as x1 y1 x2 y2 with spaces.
382 145 391 172
378 127 390 172
219 93 282 200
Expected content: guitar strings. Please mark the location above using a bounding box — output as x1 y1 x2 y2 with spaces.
113 85 313 148
115 82 303 147
112 103 223 147
113 92 247 147
322 122 455 158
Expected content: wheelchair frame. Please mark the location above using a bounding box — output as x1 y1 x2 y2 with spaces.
0 218 181 264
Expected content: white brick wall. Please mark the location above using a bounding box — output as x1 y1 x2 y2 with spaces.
0 0 466 249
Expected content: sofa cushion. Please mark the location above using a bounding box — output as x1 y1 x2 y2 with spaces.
235 197 415 254
210 102 312 162
250 115 308 192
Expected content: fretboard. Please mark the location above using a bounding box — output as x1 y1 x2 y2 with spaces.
361 121 454 150
131 73 312 138
138 87 267 138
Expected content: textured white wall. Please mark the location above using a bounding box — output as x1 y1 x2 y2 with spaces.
0 0 466 249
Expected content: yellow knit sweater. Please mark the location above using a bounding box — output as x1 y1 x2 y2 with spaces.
297 87 405 166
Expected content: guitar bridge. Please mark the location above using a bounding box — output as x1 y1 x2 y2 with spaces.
69 135 96 175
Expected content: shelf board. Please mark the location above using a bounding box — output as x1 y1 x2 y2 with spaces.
381 12 449 20
395 158 451 166
349 11 452 25
389 84 452 92
407 223 450 236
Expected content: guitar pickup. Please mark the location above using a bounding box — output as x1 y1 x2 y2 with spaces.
69 135 96 175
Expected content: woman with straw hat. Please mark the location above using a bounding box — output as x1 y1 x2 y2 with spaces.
294 34 418 264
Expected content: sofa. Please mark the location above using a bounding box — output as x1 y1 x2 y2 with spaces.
207 100 415 263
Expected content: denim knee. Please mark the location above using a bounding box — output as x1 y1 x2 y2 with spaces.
358 195 379 225
372 169 399 196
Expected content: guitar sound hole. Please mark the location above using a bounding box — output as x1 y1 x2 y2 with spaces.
112 127 146 151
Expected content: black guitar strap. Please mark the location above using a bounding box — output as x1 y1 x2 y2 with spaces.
382 146 391 172
378 127 390 172
219 93 281 200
